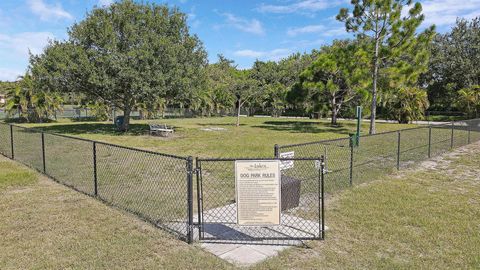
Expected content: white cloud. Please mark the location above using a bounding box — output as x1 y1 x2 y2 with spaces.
420 0 480 27
234 50 265 58
257 0 342 14
187 7 201 28
281 38 325 48
322 27 348 37
0 32 54 56
234 48 291 61
222 13 265 35
287 24 325 36
0 68 24 81
0 32 55 81
28 0 73 21
98 0 114 6
287 24 347 37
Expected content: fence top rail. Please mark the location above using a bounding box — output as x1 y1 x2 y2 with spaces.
197 157 323 162
1 122 189 161
277 118 480 149
277 137 349 149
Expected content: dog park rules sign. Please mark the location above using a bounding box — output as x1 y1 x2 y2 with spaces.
235 160 281 226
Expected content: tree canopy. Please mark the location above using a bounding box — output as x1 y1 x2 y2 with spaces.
3 1 478 127
337 0 435 133
31 0 207 130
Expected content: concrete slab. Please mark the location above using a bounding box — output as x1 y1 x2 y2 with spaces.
246 244 288 257
201 243 240 256
218 245 268 267
197 202 328 267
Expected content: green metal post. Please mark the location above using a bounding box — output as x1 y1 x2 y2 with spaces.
355 106 362 146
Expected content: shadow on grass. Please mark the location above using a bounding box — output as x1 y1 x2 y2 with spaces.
33 123 151 136
196 123 246 127
4 118 56 124
253 121 353 134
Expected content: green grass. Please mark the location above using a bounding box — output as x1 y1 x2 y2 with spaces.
0 159 36 189
0 155 231 270
6 118 477 237
21 117 417 158
255 142 480 269
1 140 480 269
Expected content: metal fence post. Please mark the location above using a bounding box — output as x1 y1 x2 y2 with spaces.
468 125 471 144
195 158 203 240
274 144 279 158
397 131 401 170
186 156 194 244
320 156 325 240
349 135 354 186
93 142 98 196
10 125 14 159
41 133 46 173
428 126 432 158
450 122 454 149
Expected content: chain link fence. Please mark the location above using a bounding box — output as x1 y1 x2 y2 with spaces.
0 122 194 243
277 118 480 194
2 118 479 244
196 157 324 244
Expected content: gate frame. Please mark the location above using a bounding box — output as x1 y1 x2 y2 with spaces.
195 156 325 243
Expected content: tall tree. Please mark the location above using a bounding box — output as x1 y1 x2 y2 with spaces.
295 40 369 125
233 70 259 126
32 0 207 131
422 17 480 111
204 55 236 115
337 0 434 133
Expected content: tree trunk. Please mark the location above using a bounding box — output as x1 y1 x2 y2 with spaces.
119 106 131 132
370 37 380 135
331 95 338 125
332 107 338 125
236 98 241 127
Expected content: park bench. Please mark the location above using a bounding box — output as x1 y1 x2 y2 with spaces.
149 123 174 137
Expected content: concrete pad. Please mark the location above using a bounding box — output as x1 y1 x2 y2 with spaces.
246 244 289 257
201 243 240 256
197 202 328 266
218 245 268 267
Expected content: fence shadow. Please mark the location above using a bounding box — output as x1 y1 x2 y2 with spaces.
30 123 152 136
253 121 352 134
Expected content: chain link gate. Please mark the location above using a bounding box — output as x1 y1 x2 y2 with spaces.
195 157 325 244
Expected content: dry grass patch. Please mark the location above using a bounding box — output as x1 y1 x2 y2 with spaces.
255 142 480 269
0 156 231 270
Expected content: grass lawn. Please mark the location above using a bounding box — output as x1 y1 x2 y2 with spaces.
1 141 479 269
0 156 231 270
20 117 417 158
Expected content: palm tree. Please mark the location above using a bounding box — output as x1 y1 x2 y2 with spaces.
387 87 429 123
457 85 480 118
4 71 63 122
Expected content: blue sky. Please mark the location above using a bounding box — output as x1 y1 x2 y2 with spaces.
0 0 479 81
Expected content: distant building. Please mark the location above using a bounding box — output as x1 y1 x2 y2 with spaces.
0 94 5 105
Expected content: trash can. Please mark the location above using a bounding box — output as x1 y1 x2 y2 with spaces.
281 175 301 211
115 116 125 129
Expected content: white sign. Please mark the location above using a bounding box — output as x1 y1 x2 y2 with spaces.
279 151 294 170
235 160 281 226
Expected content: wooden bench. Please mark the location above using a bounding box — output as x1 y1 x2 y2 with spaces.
149 124 174 137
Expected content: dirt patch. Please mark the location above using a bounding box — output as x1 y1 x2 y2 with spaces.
414 141 480 173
